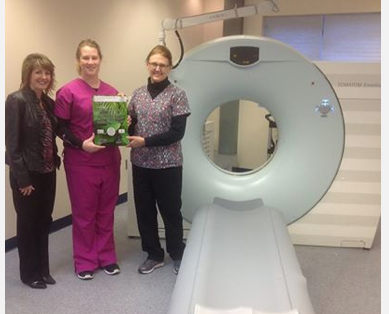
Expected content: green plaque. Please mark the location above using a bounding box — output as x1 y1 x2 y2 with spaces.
92 95 129 146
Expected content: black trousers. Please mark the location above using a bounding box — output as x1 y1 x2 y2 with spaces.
9 170 56 284
132 165 185 261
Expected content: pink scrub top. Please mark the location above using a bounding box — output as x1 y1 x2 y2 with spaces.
55 78 121 166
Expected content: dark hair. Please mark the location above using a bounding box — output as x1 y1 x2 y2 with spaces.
20 53 56 95
75 39 103 74
146 45 173 66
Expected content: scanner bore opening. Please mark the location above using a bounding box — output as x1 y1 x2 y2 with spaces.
201 99 278 175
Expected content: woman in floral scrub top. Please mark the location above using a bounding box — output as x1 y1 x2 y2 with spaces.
128 45 190 275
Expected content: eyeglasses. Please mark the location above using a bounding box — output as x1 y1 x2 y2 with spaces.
148 62 170 70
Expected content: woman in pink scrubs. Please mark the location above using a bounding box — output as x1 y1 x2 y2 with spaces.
55 39 121 280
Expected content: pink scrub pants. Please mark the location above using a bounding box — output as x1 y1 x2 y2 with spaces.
64 162 120 273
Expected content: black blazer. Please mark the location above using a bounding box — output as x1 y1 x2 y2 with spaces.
5 88 61 188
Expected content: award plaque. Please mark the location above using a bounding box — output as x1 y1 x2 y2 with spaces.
92 95 129 146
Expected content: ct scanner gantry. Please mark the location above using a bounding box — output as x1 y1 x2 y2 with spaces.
166 35 344 314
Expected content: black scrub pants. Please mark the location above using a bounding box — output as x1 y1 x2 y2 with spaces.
10 170 56 284
132 164 185 262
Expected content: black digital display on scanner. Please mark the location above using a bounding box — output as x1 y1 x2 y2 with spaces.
230 46 259 66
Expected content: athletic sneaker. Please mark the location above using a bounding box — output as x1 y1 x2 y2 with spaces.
138 259 164 274
77 270 94 280
103 263 121 275
173 260 181 275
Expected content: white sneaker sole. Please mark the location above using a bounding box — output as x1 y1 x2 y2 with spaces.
77 273 94 280
104 268 121 275
138 262 164 274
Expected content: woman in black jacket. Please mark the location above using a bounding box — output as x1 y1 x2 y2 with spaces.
5 53 60 289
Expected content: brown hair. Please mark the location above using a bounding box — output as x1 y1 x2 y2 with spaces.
146 45 173 66
75 39 103 75
20 53 56 95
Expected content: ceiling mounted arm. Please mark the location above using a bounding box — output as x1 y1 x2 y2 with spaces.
158 0 279 45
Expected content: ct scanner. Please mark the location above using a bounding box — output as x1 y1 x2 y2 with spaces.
172 35 345 225
165 35 345 314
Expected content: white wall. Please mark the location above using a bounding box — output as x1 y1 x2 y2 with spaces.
5 0 208 98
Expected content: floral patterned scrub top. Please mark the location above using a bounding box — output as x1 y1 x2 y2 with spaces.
128 83 190 169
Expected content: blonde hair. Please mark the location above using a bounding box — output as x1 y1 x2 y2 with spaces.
75 39 103 75
20 53 56 95
146 45 173 66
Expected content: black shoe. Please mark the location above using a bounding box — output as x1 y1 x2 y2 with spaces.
138 259 164 274
77 270 94 280
103 263 121 275
42 274 56 285
27 280 47 289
